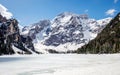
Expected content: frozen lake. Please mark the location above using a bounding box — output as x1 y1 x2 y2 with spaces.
0 54 120 75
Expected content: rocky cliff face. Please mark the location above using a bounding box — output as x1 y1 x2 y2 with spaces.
0 14 39 55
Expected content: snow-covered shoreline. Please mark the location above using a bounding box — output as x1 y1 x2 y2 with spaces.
0 54 120 75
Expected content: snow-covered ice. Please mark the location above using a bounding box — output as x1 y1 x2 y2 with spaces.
0 54 120 75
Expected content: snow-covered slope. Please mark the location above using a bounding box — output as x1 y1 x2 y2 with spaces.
22 12 112 53
0 4 12 19
0 54 120 75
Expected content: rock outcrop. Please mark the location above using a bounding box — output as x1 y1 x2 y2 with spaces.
0 14 39 55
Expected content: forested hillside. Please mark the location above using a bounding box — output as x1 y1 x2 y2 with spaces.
77 13 120 54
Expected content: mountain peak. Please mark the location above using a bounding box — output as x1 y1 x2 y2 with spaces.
58 12 74 16
57 12 88 19
0 4 12 19
51 12 89 28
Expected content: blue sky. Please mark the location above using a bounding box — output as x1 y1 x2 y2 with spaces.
0 0 120 26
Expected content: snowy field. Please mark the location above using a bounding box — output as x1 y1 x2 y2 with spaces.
0 54 120 75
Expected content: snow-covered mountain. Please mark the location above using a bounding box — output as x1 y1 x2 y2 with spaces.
22 20 50 40
21 12 112 53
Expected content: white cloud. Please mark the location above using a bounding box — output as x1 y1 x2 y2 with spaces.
84 9 88 13
105 9 116 16
0 4 13 19
114 0 119 3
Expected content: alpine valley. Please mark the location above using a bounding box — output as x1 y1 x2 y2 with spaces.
3 4 120 55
